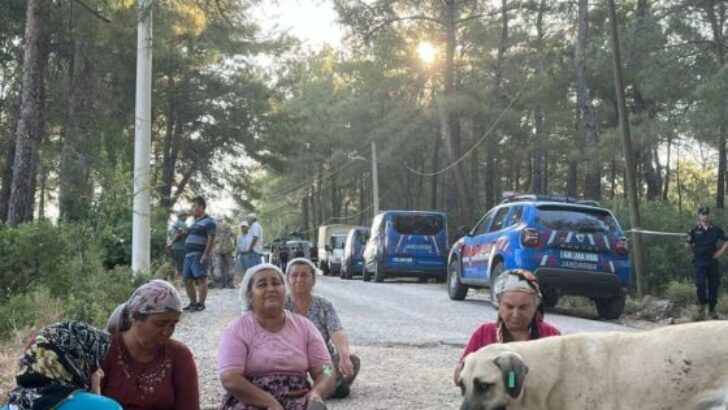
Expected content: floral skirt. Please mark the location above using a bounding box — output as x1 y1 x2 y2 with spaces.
219 374 311 410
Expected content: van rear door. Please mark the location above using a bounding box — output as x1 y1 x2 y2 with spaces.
386 213 446 269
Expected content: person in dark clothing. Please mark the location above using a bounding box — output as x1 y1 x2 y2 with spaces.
295 244 305 258
686 205 728 320
278 245 290 270
309 245 319 265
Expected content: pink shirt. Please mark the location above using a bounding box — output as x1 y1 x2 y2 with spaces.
217 311 332 377
459 320 561 362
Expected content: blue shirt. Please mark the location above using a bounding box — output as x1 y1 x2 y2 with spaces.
185 214 216 254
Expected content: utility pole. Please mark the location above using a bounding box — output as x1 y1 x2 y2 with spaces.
371 141 380 216
132 0 152 275
607 0 646 296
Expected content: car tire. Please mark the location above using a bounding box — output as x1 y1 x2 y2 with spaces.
489 261 505 307
417 276 428 283
374 260 385 282
542 288 559 308
362 265 372 282
448 259 468 301
595 292 626 320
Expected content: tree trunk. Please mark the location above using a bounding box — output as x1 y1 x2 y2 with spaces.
485 0 509 209
642 147 661 200
663 137 671 200
60 36 93 221
159 73 180 209
704 1 726 208
0 109 17 223
430 130 439 209
575 0 600 200
439 0 472 220
530 0 546 195
301 194 309 235
359 175 367 225
7 0 48 226
566 161 578 197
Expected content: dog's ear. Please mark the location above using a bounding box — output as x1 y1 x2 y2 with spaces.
494 353 529 398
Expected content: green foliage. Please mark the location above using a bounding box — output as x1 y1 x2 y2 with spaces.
663 280 695 305
0 221 150 338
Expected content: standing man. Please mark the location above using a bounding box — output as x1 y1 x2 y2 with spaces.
686 205 728 320
166 208 189 280
211 215 235 289
246 213 264 268
235 221 252 279
182 196 216 312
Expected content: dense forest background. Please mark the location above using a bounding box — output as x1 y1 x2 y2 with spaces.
1 0 728 326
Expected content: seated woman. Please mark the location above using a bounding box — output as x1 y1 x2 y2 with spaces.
284 258 361 398
453 269 561 385
4 321 121 410
102 279 199 410
218 263 334 410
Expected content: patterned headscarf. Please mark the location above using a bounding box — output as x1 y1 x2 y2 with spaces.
106 279 182 333
494 269 545 343
240 263 286 311
8 321 111 410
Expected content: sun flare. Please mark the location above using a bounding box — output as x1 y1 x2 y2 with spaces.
417 41 437 65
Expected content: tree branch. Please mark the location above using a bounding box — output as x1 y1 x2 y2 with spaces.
73 0 111 23
364 15 443 39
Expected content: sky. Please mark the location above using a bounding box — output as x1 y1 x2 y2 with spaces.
251 0 344 51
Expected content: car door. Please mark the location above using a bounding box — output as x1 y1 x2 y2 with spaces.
479 207 511 281
363 214 383 271
461 209 497 280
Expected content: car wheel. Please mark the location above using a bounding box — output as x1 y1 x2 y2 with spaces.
489 261 505 307
595 292 626 320
417 276 428 283
362 264 372 282
448 259 468 300
374 260 385 282
542 288 559 308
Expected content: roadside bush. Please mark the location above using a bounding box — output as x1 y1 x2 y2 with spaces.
663 280 695 305
0 289 64 336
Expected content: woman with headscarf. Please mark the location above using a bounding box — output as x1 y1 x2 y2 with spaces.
3 321 121 410
102 279 199 410
284 258 360 399
452 269 561 385
217 263 333 410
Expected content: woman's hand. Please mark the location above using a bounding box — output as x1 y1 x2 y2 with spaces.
266 400 285 410
90 369 104 394
338 353 355 379
304 389 324 407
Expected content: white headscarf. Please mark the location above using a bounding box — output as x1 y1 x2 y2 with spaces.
285 257 320 278
239 263 286 311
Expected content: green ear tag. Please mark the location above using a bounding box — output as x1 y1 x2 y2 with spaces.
508 371 516 389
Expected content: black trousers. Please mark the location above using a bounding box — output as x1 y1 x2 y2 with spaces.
694 261 720 310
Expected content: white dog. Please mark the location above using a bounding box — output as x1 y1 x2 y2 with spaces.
458 321 728 410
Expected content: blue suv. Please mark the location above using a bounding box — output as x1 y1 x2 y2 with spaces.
447 195 630 319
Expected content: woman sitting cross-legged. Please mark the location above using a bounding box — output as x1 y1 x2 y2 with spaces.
284 258 361 398
217 263 334 410
3 321 121 410
102 279 199 410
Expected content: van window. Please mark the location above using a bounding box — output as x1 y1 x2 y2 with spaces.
488 208 509 233
355 230 369 244
330 235 347 249
535 205 618 233
392 214 444 235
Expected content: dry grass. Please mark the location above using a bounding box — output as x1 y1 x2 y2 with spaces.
0 329 33 405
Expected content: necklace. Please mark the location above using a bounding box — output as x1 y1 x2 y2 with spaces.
116 333 171 399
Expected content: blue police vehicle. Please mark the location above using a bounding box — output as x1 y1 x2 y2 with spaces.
447 195 630 319
362 210 448 282
341 227 370 280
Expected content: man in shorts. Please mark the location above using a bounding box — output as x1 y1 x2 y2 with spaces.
182 196 216 312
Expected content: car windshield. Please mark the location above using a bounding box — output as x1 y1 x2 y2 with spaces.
392 214 444 235
535 205 619 233
355 230 369 244
331 235 347 249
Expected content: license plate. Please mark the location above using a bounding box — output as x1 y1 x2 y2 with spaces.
393 257 413 263
560 251 598 262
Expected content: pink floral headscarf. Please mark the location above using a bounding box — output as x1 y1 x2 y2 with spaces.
106 279 182 333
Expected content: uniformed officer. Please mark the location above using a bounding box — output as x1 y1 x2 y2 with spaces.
686 205 727 320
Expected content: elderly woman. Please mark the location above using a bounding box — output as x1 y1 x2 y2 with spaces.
102 279 199 410
217 263 334 410
284 258 360 399
3 321 121 410
452 269 561 385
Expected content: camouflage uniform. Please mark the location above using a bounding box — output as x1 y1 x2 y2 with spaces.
210 220 235 288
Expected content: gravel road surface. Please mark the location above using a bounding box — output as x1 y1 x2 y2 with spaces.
175 275 635 409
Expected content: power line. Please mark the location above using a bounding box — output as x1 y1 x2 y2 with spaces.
405 73 530 177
